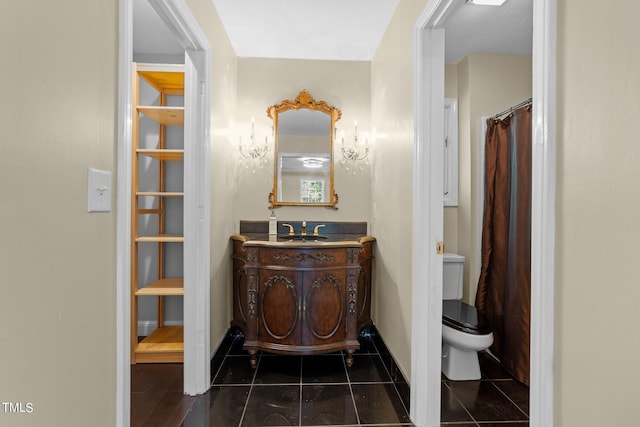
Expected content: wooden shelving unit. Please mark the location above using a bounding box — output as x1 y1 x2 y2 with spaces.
131 63 185 364
135 278 184 296
136 148 184 161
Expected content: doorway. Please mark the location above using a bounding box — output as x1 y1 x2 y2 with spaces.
411 0 556 426
116 0 212 425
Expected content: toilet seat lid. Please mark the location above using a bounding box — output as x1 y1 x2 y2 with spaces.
442 300 491 335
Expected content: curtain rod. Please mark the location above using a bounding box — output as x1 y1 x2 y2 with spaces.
491 98 533 120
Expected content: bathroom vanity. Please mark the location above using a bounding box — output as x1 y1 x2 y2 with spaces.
231 221 374 367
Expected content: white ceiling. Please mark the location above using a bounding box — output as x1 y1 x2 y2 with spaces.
444 0 532 64
133 0 532 63
133 0 183 55
210 0 399 61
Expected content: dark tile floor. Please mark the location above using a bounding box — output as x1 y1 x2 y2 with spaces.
441 352 530 426
131 334 529 427
181 333 413 426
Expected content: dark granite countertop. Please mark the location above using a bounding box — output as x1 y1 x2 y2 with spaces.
231 232 374 247
232 220 374 247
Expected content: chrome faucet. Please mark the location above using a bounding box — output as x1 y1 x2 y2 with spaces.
301 220 307 236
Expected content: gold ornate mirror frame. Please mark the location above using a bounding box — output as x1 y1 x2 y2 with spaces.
267 90 341 209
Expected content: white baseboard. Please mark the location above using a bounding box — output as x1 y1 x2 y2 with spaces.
137 320 184 336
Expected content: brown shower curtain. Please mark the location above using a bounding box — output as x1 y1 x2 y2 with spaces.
475 104 531 385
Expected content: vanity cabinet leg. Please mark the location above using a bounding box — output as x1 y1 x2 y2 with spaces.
346 350 354 367
249 351 258 369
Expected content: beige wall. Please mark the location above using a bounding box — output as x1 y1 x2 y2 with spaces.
0 1 117 425
5 1 640 425
234 58 372 225
0 1 237 425
186 0 239 353
371 0 429 381
556 0 640 425
373 4 640 425
445 54 532 304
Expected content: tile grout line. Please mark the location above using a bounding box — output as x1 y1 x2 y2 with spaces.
209 334 239 387
479 349 531 420
442 380 479 426
208 335 520 426
488 379 530 420
475 422 529 425
236 352 261 427
299 355 303 427
342 351 362 426
150 333 530 426
369 335 412 420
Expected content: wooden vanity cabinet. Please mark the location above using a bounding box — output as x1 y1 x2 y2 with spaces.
357 238 374 331
232 238 373 368
231 238 249 331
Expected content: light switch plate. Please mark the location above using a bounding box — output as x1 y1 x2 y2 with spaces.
88 168 112 212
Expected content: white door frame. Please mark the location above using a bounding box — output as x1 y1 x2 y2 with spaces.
116 0 212 425
411 1 556 426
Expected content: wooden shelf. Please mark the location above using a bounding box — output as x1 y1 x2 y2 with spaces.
135 326 184 363
138 106 184 126
135 278 184 296
136 234 184 243
137 191 184 197
138 208 161 215
137 149 184 161
137 65 184 95
132 63 185 365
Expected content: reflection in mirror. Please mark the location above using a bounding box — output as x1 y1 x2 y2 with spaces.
277 110 330 203
268 90 341 209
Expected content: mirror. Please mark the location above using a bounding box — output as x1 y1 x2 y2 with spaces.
268 90 341 209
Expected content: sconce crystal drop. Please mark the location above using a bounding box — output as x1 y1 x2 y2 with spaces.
239 119 270 173
339 121 369 175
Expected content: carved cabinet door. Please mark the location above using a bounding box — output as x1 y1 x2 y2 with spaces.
258 269 302 346
301 268 347 347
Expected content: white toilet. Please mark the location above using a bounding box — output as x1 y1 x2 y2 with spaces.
441 253 493 380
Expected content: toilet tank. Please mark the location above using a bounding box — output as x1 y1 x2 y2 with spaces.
443 253 465 300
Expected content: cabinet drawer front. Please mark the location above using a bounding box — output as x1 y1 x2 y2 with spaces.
259 248 352 268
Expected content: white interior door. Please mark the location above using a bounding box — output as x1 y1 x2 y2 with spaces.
411 1 556 426
116 0 212 425
411 8 445 423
